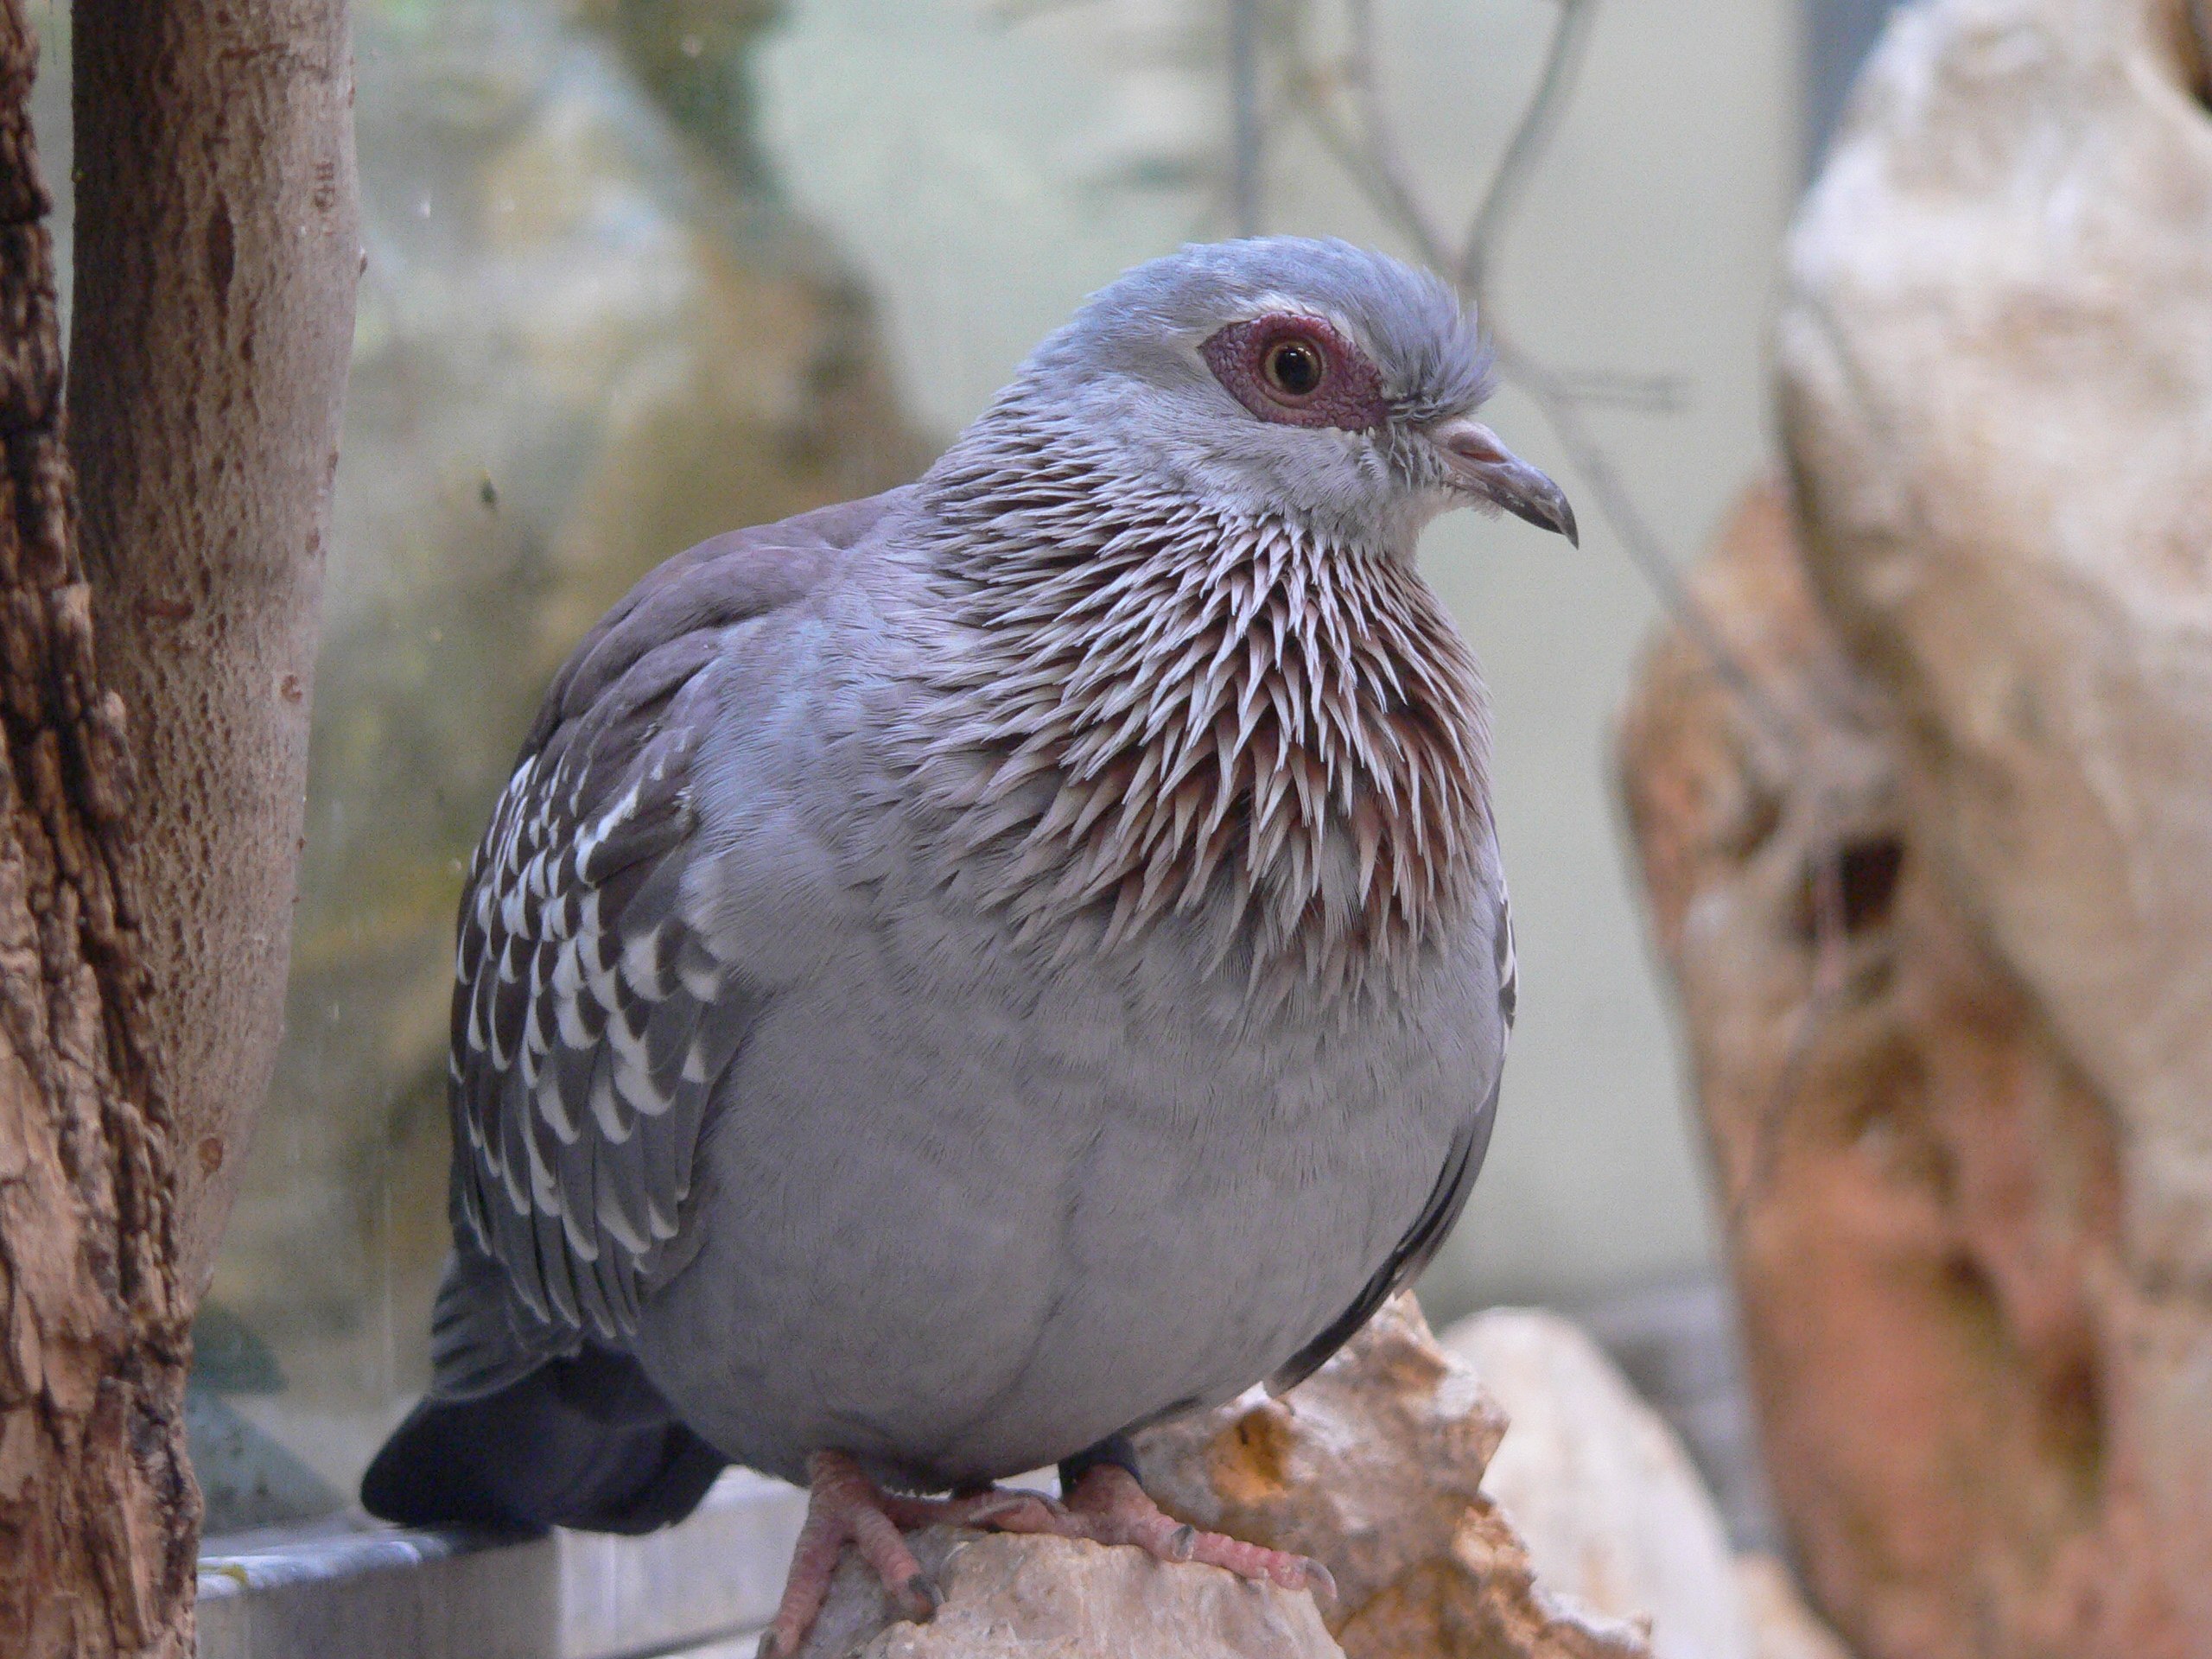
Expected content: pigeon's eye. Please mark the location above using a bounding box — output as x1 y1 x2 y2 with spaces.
1262 338 1325 399
1200 314 1389 432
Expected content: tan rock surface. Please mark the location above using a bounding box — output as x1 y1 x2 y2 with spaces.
791 1529 1343 1659
1618 481 2155 1659
1440 1309 1754 1659
1735 1555 1853 1659
1135 1294 1653 1659
1726 0 2212 1650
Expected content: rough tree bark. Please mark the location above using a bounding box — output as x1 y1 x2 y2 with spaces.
0 5 190 1653
69 1 359 1294
0 3 357 1657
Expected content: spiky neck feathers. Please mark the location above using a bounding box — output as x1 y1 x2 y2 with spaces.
902 425 1494 996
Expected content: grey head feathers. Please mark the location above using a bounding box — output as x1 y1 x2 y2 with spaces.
973 236 1496 544
893 238 1565 1004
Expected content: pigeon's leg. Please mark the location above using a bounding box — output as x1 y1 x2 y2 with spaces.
760 1452 943 1659
1029 1435 1338 1600
759 1453 1064 1659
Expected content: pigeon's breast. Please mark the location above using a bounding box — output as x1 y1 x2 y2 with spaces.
629 830 1503 1491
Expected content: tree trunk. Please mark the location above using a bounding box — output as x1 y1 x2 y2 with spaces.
0 3 357 1656
68 0 359 1295
0 3 192 1652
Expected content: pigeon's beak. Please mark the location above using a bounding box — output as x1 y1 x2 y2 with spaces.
1427 417 1579 546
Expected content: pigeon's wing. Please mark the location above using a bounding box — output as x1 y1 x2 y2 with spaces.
1268 885 1515 1393
445 492 906 1356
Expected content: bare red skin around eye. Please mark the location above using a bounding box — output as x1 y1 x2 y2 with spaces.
1199 314 1390 432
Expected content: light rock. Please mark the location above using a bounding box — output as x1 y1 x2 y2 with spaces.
791 1529 1343 1659
1440 1308 1754 1659
1653 0 2212 1651
1136 1294 1653 1659
1619 477 2139 1659
1736 1555 1853 1659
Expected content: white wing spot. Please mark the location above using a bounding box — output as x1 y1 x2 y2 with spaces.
536 1071 582 1145
588 1069 632 1143
616 1060 673 1118
620 924 669 1000
524 1122 561 1211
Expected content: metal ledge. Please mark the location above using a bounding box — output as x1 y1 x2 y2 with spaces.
196 1471 806 1659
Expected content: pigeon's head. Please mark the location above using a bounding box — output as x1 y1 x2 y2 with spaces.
917 240 1560 988
984 236 1575 552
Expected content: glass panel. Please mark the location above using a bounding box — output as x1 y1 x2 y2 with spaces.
31 0 1802 1524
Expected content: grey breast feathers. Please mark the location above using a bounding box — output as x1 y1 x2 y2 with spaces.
1268 883 1515 1392
448 492 904 1344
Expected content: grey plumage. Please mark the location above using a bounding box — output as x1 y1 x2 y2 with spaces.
365 237 1556 1533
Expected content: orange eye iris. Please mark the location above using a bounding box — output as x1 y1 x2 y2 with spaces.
1262 337 1325 398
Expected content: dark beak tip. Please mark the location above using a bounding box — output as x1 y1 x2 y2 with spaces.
1429 420 1577 547
1498 481 1577 547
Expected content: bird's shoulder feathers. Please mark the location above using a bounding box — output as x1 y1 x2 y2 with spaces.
443 488 907 1360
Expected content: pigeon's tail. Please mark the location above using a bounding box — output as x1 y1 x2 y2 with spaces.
360 1343 728 1535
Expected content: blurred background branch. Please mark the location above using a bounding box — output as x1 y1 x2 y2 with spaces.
1267 0 1802 753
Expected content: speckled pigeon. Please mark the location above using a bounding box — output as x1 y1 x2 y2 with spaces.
362 237 1573 1654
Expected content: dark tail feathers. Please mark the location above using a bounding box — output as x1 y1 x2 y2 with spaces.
361 1344 727 1536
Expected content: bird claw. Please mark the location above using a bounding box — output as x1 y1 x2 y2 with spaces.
1294 1556 1338 1605
900 1569 945 1624
1052 1463 1338 1605
764 1457 1094 1654
762 1453 1333 1654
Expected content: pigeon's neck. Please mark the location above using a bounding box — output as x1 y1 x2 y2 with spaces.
901 440 1493 997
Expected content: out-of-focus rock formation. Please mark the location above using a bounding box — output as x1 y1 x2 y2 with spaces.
1622 0 2212 1654
1735 1554 1855 1659
1135 1294 1656 1659
1619 485 2185 1648
1442 1308 1757 1659
1622 472 2161 1655
791 1529 1345 1659
202 0 932 1489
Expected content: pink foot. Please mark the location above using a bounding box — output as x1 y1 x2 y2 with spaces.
758 1452 1061 1658
758 1454 1332 1656
1039 1463 1338 1602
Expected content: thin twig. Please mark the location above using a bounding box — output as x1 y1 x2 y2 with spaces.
1344 0 1456 268
1728 818 1853 1236
1546 365 1689 415
1494 336 1796 750
1286 57 1418 223
1460 0 1598 305
1304 2 1801 750
978 0 1097 22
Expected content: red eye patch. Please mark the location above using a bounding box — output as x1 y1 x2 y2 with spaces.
1200 315 1390 432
